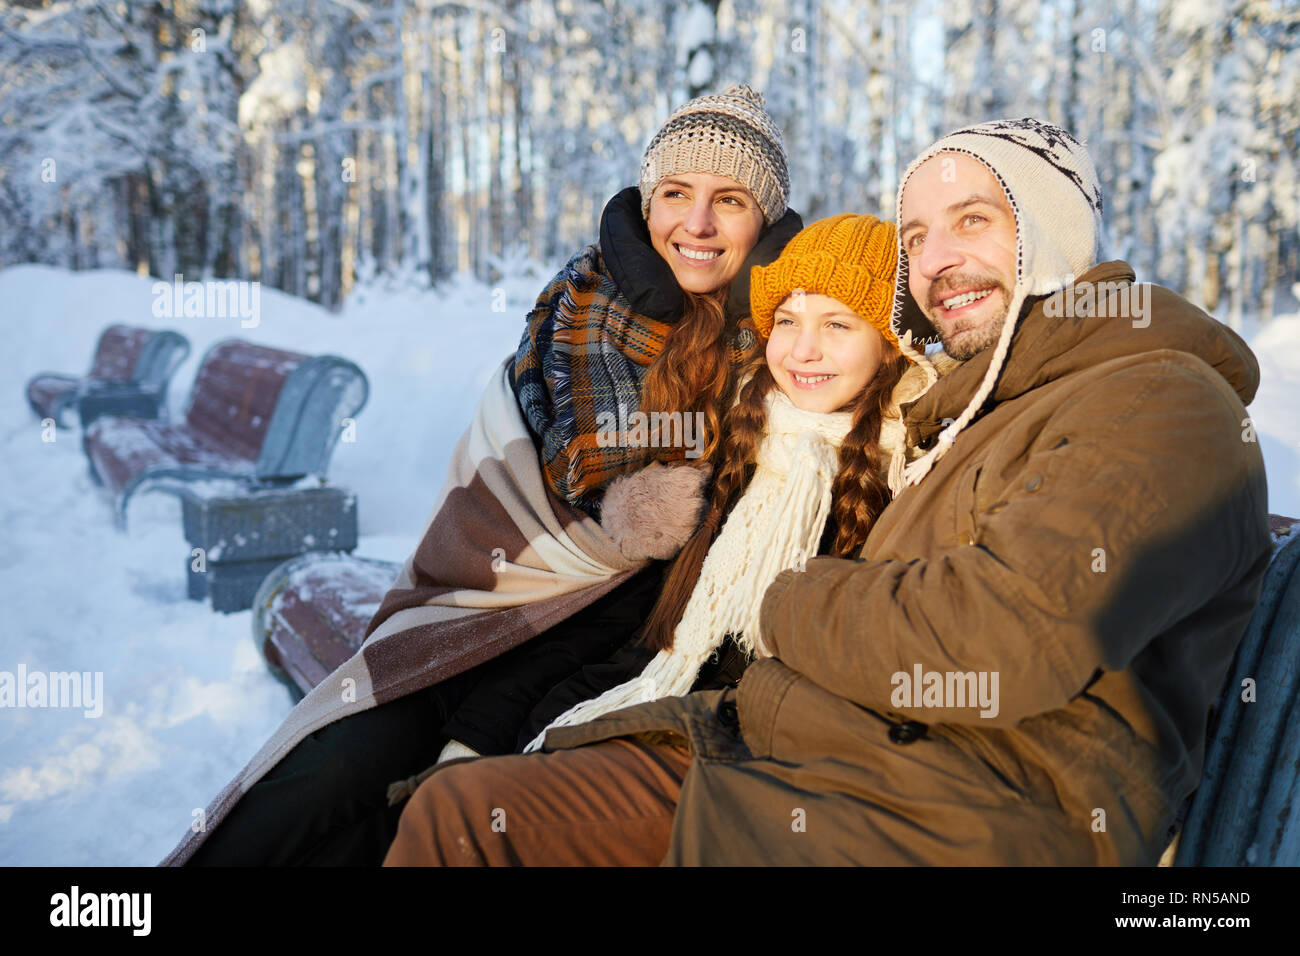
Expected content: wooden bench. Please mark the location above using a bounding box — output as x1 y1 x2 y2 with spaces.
251 551 401 697
1170 517 1300 866
84 338 369 529
25 324 190 429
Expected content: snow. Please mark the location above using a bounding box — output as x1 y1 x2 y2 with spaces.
1 262 1297 865
0 262 537 865
1241 309 1300 518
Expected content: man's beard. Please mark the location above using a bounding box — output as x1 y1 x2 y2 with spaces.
923 274 1011 361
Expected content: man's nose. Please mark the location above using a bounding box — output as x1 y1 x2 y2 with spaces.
684 196 717 236
915 227 962 281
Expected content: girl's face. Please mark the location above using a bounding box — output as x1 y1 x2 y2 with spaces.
766 293 887 413
647 173 765 294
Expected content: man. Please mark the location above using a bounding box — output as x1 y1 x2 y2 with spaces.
384 119 1272 866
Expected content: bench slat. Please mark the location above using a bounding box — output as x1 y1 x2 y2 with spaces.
251 553 399 696
1176 530 1300 865
87 325 152 381
184 342 308 462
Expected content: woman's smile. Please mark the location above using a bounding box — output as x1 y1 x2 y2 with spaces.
673 241 723 264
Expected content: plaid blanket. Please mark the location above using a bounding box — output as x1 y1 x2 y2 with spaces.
160 357 645 865
512 243 681 517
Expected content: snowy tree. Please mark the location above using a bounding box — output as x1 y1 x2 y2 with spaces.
1 0 1295 320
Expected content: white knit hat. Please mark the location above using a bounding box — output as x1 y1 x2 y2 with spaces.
639 84 790 226
892 118 1103 487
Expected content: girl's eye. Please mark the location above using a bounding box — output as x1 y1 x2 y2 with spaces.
662 189 686 200
827 321 849 330
775 316 795 326
963 214 985 226
720 195 744 206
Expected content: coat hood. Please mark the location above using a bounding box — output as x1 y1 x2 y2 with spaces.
903 261 1262 446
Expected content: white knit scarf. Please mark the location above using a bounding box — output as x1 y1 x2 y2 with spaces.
523 385 852 752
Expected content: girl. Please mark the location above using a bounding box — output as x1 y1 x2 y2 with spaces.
515 213 933 746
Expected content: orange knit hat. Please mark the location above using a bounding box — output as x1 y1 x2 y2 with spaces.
749 214 902 356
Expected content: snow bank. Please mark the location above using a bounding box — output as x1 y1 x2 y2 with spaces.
0 263 543 864
1241 311 1300 518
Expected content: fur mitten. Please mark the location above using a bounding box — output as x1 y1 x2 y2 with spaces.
600 461 712 561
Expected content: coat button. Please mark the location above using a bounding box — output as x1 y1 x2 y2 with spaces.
1024 473 1043 492
958 531 974 546
889 720 928 744
718 700 739 727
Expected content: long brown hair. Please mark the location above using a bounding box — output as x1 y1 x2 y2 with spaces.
636 287 734 464
639 343 909 653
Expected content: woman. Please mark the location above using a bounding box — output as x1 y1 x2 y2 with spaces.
172 85 802 866
382 214 938 865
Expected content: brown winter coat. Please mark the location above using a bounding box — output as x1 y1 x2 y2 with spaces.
543 261 1273 865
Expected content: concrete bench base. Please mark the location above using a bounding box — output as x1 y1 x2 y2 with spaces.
182 484 359 613
78 382 166 429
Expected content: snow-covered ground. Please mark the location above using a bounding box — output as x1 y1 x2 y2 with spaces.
1244 310 1300 517
1 263 1297 865
0 262 542 865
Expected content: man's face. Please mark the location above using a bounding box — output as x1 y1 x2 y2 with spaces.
898 152 1018 361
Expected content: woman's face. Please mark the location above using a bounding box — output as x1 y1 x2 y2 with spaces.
765 293 887 413
646 173 765 294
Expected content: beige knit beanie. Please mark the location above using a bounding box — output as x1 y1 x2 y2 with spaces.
639 84 790 226
891 118 1103 488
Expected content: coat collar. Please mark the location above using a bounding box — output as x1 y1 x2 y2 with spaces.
902 260 1262 446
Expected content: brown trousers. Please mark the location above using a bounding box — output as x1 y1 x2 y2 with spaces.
383 738 692 866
